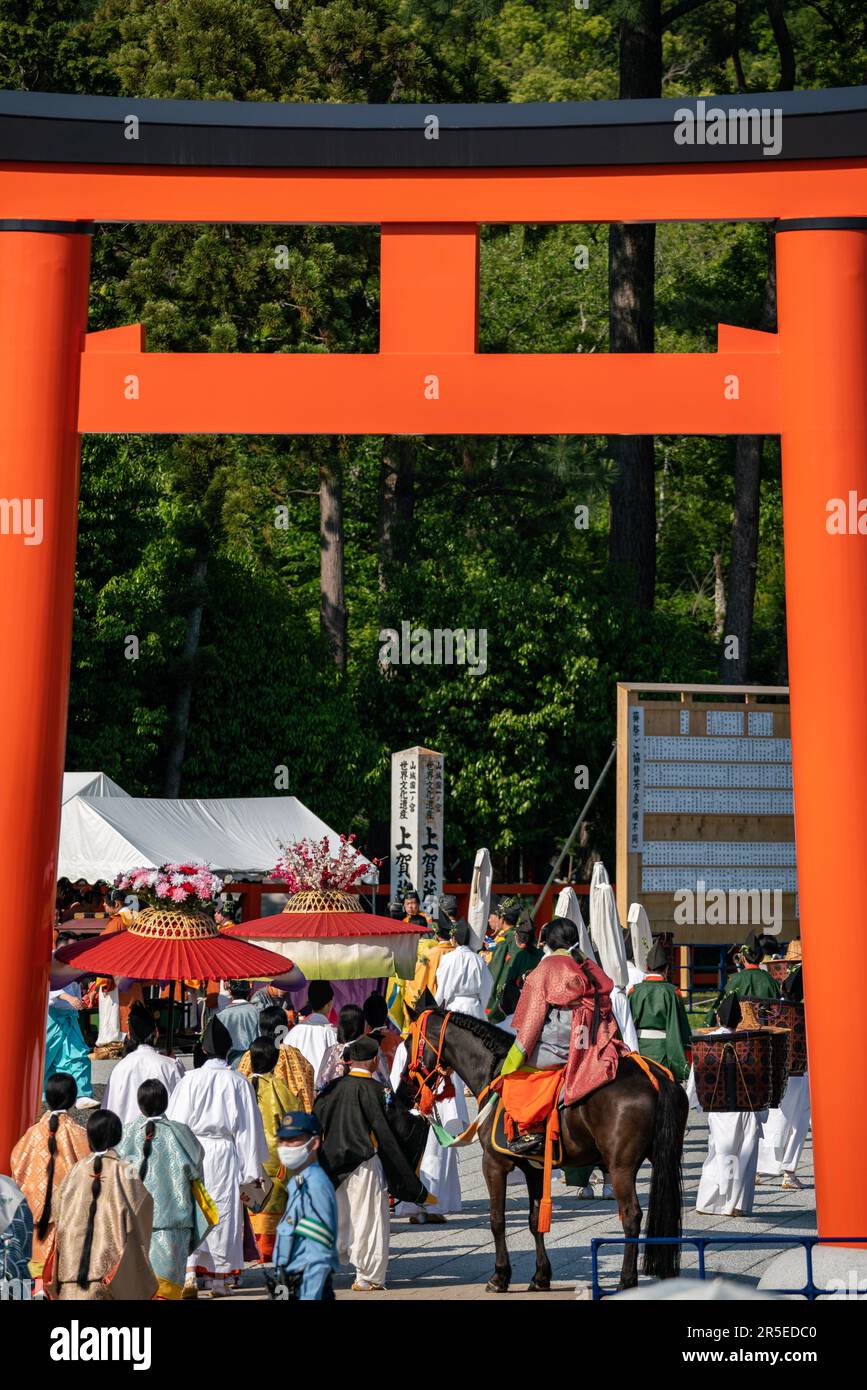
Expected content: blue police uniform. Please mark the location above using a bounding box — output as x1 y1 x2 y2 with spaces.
273 1162 338 1300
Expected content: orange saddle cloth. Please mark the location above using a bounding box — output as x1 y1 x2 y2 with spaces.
492 1066 565 1134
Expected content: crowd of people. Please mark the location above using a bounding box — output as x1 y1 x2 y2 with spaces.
0 884 810 1301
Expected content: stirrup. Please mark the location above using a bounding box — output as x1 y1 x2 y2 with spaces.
508 1131 545 1157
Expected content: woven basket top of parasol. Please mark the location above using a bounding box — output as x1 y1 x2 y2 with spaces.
281 888 362 913
128 904 221 940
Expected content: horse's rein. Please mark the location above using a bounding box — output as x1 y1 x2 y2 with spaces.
406 1009 455 1115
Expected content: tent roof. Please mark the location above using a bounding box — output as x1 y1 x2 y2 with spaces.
57 795 373 883
62 771 129 803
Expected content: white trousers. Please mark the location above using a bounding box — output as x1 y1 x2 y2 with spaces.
758 1073 811 1176
337 1155 389 1288
696 1110 764 1216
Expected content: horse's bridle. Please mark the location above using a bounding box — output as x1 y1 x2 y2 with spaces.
405 1008 455 1114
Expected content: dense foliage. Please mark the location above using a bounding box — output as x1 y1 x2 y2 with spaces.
2 0 862 878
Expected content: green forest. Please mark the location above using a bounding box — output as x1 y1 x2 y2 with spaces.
2 0 864 880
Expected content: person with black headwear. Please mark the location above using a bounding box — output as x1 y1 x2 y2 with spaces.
167 1014 268 1297
627 939 693 1082
404 904 457 1011
314 1034 431 1290
694 993 767 1217
218 981 262 1067
705 930 781 1023
434 920 493 1019
757 964 811 1190
485 901 524 1021
100 1000 185 1127
284 981 338 1077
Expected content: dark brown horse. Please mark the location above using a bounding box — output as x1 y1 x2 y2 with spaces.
398 1005 688 1293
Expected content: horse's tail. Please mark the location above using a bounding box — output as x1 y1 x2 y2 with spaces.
642 1070 686 1279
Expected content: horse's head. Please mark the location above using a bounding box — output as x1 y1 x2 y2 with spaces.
400 997 512 1106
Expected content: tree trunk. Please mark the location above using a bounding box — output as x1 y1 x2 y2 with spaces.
319 453 347 669
377 435 415 609
162 547 208 797
720 4 795 681
719 436 763 682
607 2 662 611
719 233 780 683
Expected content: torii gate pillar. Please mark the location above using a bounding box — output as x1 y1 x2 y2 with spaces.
0 221 91 1162
776 220 867 1240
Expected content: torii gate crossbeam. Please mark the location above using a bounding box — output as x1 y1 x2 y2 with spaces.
2 88 867 1248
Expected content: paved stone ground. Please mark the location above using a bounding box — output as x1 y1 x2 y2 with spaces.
82 1058 815 1302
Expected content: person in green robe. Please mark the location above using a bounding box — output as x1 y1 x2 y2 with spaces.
705 932 781 1024
627 940 693 1082
498 921 544 1019
485 902 522 1023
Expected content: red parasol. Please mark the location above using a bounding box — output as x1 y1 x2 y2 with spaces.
224 899 428 980
54 909 291 983
225 911 422 940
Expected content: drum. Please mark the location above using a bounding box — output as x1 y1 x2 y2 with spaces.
748 998 808 1076
691 1028 777 1112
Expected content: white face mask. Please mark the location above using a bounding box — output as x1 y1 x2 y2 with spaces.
278 1140 314 1171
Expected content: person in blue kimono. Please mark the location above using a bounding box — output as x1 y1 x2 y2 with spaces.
259 1111 337 1301
116 1078 213 1300
0 1175 33 1287
44 982 97 1106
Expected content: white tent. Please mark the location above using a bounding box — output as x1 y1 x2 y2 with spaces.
58 794 373 883
62 771 129 803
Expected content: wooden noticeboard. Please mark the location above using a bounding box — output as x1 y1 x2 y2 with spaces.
615 683 797 945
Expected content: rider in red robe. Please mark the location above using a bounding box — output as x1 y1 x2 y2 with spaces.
499 919 631 1151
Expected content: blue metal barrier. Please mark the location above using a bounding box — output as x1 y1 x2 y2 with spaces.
590 1234 867 1300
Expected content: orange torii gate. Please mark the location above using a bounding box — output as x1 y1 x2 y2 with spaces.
1 87 867 1242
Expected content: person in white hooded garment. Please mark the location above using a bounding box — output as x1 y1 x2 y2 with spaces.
695 995 766 1217
101 1001 184 1126
588 865 638 1053
626 902 652 989
434 920 493 1019
167 1014 268 1297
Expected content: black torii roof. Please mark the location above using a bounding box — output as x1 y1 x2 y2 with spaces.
1 86 866 169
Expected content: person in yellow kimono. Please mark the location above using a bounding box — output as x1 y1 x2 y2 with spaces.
245 1037 304 1262
404 911 456 1012
235 1005 314 1111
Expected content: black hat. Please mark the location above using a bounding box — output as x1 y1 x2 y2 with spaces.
436 904 454 938
782 965 804 1004
276 1111 322 1140
646 940 668 973
452 920 470 947
717 993 742 1029
127 1001 157 1045
202 1014 232 1060
346 1035 380 1063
